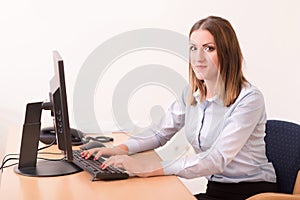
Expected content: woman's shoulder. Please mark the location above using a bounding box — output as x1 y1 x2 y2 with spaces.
238 83 265 103
242 83 263 94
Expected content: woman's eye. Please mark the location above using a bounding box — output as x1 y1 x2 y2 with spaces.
190 46 197 51
203 46 215 52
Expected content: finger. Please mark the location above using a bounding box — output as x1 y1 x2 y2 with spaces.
101 156 117 169
94 150 105 160
112 159 125 169
81 148 99 159
80 150 87 157
94 147 116 160
102 156 126 170
80 150 91 158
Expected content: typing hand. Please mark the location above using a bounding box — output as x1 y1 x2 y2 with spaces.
100 155 164 178
80 145 128 160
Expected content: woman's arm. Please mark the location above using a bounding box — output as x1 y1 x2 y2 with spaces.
122 86 189 154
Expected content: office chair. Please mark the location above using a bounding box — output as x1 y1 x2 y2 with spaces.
247 120 300 200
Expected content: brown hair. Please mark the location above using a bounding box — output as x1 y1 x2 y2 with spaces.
189 16 247 106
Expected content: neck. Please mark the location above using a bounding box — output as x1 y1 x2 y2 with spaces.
204 80 219 99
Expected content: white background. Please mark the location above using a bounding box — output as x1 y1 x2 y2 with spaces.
1 0 300 129
1 0 300 193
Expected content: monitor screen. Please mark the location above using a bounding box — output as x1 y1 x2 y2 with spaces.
14 51 81 177
50 51 73 161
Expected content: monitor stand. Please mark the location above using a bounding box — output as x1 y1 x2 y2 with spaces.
14 102 82 177
14 159 81 177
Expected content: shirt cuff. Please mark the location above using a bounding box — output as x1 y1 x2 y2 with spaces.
122 139 141 155
161 159 183 175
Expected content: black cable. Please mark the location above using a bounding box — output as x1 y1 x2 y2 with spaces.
0 156 66 171
1 139 61 171
1 154 19 172
1 157 19 171
38 139 56 151
2 153 19 166
1 162 18 169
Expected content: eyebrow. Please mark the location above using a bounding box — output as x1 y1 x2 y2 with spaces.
189 42 215 47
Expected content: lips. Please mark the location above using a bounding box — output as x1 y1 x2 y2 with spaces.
195 65 207 69
193 65 207 72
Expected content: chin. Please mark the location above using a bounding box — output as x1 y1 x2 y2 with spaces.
195 74 205 80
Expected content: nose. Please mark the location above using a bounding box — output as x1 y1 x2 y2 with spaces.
190 48 206 63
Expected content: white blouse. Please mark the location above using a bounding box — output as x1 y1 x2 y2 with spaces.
123 84 276 183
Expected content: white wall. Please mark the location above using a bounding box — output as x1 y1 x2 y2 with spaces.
1 0 299 129
1 0 300 193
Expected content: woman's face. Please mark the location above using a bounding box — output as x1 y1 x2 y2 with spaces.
189 29 219 82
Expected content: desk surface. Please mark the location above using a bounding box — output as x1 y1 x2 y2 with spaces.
0 127 195 200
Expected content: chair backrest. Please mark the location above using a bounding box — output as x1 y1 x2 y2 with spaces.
265 120 300 194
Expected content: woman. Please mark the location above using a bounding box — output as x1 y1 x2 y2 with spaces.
81 16 277 199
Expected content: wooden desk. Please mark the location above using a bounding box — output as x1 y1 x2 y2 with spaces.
0 127 195 200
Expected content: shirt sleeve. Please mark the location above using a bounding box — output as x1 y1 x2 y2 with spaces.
123 86 189 154
162 88 267 179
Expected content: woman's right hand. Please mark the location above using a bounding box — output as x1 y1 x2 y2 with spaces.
80 144 129 160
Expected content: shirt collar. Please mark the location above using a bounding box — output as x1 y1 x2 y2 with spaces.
193 89 223 105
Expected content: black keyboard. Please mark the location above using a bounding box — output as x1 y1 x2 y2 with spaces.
72 150 129 181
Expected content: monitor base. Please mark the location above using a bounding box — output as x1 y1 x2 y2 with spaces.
14 159 82 177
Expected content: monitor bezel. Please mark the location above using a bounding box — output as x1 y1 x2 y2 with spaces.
50 51 73 161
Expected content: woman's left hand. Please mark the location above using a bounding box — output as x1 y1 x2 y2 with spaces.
101 155 164 177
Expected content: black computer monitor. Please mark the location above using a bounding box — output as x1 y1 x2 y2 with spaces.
50 51 73 161
14 51 81 177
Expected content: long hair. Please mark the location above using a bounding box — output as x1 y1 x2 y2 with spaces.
189 16 247 106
